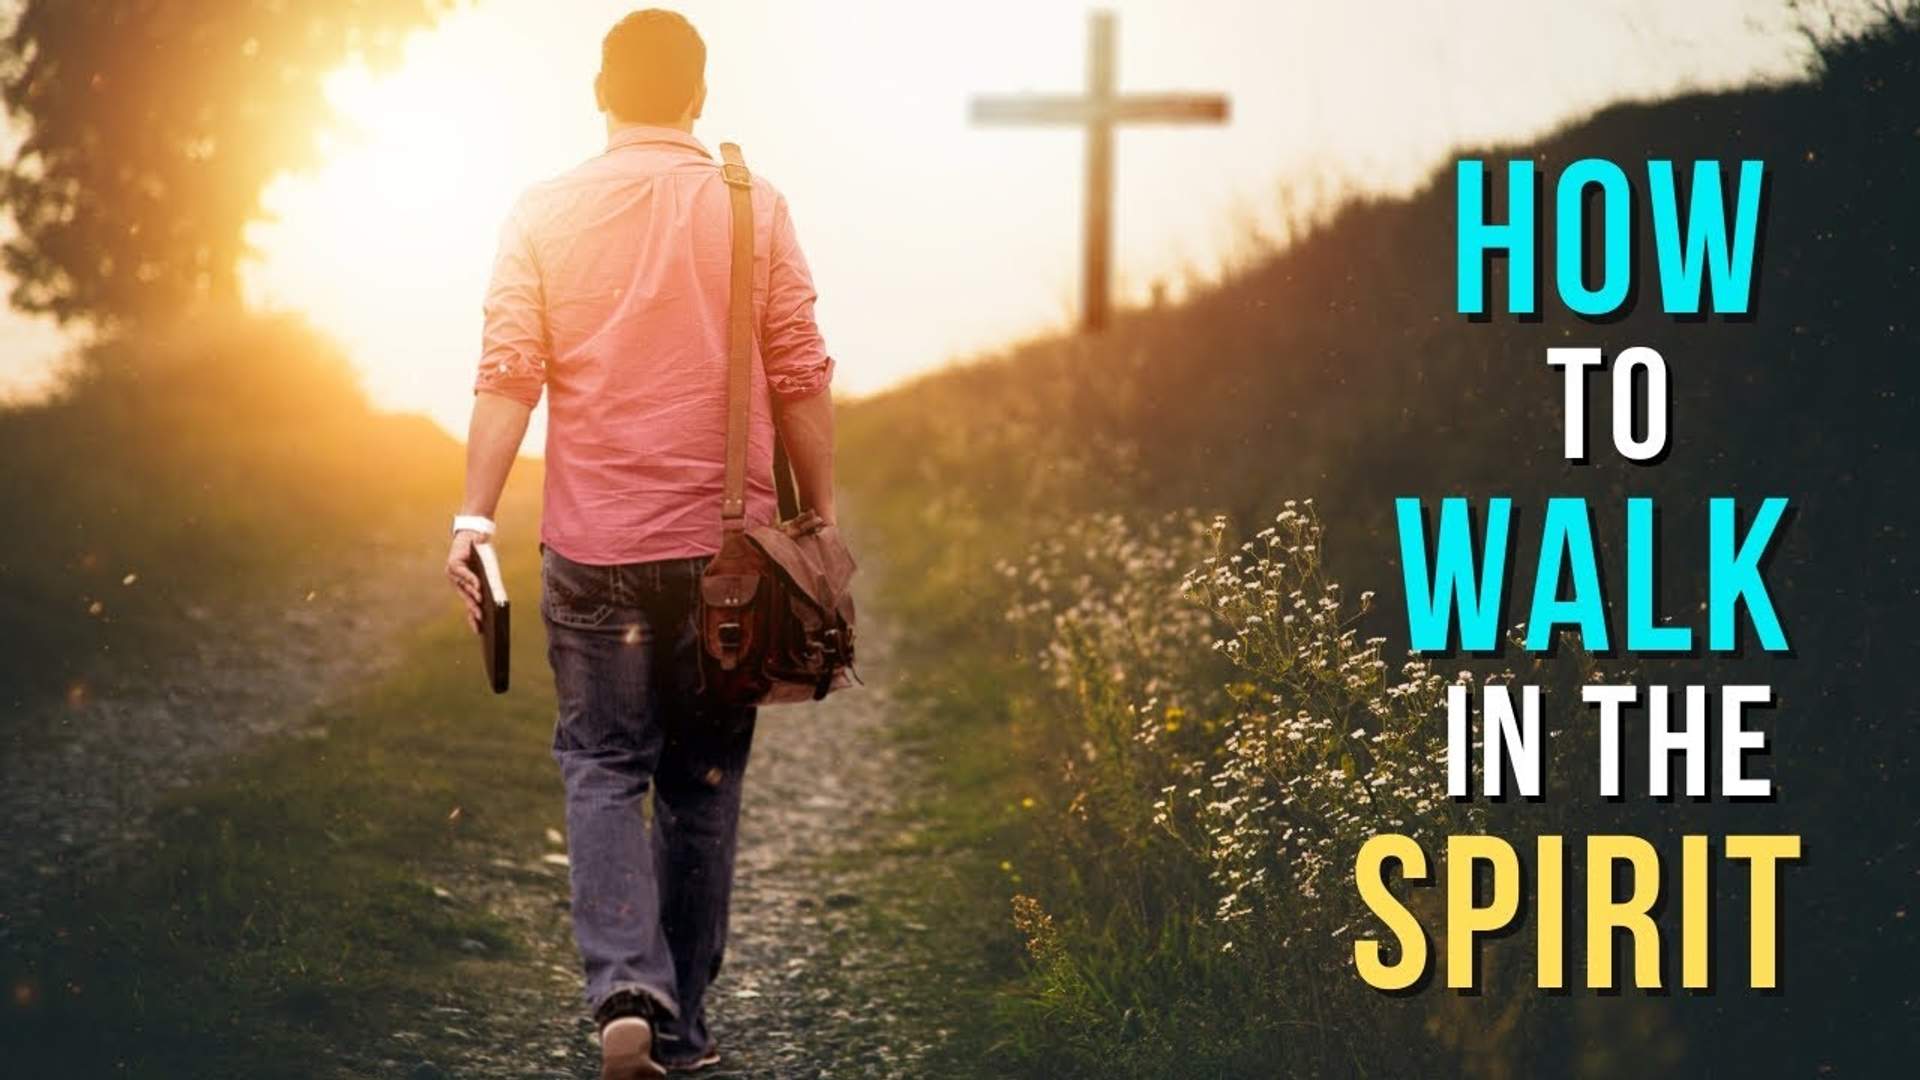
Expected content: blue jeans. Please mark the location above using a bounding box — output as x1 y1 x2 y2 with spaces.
542 547 755 1065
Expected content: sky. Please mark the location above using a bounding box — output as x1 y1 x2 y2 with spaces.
0 0 1810 437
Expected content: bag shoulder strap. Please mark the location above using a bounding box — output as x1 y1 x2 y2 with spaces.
718 141 754 531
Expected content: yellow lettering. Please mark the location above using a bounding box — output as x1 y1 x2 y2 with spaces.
1537 834 1565 989
1354 834 1430 991
1447 835 1520 990
1682 834 1709 989
1726 834 1800 989
1586 835 1661 989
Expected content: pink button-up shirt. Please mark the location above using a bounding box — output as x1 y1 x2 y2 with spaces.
476 126 833 566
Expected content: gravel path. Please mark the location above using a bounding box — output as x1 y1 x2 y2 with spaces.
0 541 442 933
1 537 961 1078
354 620 963 1080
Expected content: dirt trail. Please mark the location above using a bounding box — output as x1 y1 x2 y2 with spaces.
0 541 442 932
341 620 962 1080
2 530 961 1078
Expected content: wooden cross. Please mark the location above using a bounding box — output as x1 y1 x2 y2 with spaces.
971 10 1230 332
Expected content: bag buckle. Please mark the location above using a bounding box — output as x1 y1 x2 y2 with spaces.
721 162 752 189
712 620 744 672
820 627 846 665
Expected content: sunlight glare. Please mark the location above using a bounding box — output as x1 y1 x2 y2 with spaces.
242 0 1804 442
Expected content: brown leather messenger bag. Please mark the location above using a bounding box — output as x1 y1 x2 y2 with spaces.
696 142 857 706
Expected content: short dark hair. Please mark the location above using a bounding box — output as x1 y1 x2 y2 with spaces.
600 10 706 123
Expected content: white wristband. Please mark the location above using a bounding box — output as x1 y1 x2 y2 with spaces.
453 514 496 538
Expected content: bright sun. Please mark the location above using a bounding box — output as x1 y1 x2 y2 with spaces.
246 5 600 437
241 0 1804 443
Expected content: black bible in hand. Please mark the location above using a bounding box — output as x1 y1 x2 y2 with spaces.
466 541 510 693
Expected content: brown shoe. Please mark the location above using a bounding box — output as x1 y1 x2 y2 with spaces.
600 1016 667 1080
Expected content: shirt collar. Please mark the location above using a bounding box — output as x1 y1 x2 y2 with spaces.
605 124 710 158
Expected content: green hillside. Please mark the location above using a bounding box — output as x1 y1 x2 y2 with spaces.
840 14 1918 1078
0 314 462 711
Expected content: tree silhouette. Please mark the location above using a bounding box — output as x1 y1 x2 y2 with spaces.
1 0 450 325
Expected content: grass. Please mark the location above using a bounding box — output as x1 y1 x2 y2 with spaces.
4 10 1917 1075
836 9 1920 1076
0 309 532 1073
0 313 461 712
0 474 560 1078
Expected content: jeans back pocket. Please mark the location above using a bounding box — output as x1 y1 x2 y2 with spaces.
541 548 615 629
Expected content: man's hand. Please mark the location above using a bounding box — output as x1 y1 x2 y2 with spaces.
448 392 533 634
446 530 487 633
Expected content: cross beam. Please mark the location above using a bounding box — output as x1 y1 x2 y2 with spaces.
971 11 1230 332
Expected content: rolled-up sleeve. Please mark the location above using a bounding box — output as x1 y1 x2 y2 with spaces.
762 192 834 400
474 201 548 408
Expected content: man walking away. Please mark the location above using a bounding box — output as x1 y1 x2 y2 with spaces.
443 10 837 1077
